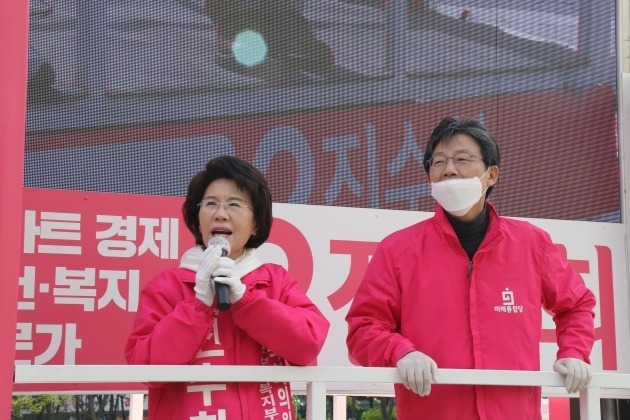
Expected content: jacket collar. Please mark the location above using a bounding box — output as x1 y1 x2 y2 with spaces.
434 202 503 250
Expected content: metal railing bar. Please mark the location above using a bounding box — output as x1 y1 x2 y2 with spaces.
13 365 630 389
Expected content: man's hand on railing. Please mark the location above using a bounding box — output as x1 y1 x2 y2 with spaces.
396 351 439 397
553 357 593 393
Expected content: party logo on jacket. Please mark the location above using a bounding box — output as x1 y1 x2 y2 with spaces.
493 288 524 314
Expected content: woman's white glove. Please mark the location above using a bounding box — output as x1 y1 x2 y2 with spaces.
212 256 246 303
194 246 222 306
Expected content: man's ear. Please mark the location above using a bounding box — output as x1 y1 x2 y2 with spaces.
488 166 499 187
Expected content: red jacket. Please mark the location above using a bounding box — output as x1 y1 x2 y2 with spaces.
126 263 329 419
346 204 595 420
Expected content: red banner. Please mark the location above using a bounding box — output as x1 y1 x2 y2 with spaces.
14 189 190 392
13 187 627 395
27 86 618 221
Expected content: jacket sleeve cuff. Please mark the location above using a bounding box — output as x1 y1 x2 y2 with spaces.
556 350 591 364
230 288 256 310
192 297 215 315
392 345 420 366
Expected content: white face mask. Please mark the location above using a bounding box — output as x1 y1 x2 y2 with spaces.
431 168 491 216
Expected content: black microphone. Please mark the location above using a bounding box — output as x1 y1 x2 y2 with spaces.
207 236 231 311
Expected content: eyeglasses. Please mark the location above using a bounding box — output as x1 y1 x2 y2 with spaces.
429 152 484 170
197 199 253 215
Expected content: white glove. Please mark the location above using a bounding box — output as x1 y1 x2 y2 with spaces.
553 357 592 393
396 351 439 396
194 246 222 306
212 256 246 304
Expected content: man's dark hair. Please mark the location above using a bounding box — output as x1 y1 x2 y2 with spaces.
423 116 501 197
182 155 273 248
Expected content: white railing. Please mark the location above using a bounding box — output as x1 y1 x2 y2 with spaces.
13 365 630 420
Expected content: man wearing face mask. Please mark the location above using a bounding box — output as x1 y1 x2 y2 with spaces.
345 116 596 420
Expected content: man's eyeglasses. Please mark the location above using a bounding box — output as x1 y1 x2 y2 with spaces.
429 153 484 170
197 199 253 215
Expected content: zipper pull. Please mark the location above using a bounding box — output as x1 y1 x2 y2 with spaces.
467 261 474 277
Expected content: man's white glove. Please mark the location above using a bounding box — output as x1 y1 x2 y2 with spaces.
553 357 592 393
212 256 246 303
194 246 222 306
396 351 439 396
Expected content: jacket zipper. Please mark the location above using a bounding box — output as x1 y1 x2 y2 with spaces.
466 260 474 277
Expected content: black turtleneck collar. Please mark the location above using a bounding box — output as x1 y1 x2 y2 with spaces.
446 204 489 260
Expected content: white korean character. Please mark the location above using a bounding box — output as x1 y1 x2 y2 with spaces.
97 269 139 311
98 270 140 312
196 318 225 361
138 217 179 259
15 323 82 365
277 386 290 407
23 211 81 255
264 407 279 419
15 323 34 364
19 266 37 310
96 215 137 257
262 393 275 407
34 323 82 364
53 267 97 311
190 410 226 420
187 384 227 407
